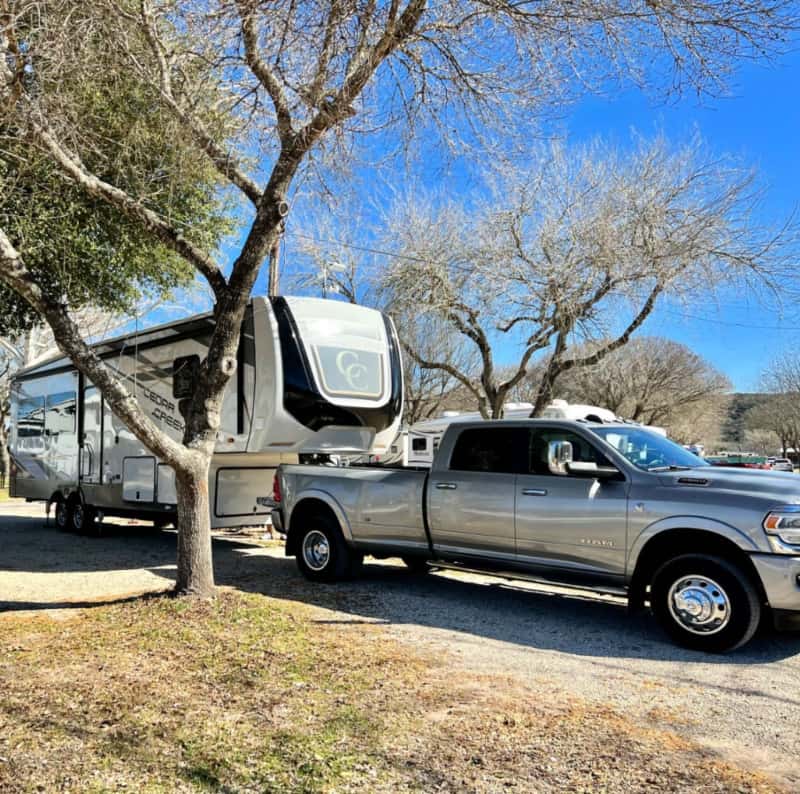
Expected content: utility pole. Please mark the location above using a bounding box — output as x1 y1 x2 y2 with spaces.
268 205 289 297
267 235 281 297
320 260 346 299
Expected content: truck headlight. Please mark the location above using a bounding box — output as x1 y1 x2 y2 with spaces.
763 509 800 553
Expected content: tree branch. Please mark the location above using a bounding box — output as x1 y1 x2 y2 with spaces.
139 0 262 206
557 283 665 374
28 119 229 298
236 0 293 146
402 340 484 407
0 227 191 465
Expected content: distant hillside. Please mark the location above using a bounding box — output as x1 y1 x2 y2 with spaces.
722 392 770 445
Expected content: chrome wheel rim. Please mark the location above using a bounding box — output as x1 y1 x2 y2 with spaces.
55 502 68 528
302 530 330 571
668 575 731 635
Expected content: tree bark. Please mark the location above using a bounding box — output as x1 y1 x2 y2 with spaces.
0 423 9 484
174 457 215 597
531 376 556 417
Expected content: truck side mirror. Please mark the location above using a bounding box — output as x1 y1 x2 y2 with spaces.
547 440 573 476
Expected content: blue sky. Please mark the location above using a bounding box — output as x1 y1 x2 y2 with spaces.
242 49 800 394
558 53 800 391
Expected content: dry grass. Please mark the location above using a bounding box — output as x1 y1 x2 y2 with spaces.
0 591 784 793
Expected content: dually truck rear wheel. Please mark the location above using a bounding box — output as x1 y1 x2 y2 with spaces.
650 554 761 653
295 516 362 582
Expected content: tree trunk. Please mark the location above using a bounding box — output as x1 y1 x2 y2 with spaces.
174 457 215 597
0 424 9 485
531 375 556 417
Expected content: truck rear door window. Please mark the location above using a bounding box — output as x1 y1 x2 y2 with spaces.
449 428 528 474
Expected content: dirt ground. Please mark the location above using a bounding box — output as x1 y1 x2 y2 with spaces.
2 500 800 790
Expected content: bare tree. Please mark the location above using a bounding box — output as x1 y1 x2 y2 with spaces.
291 221 478 424
2 1 798 596
746 396 800 457
744 427 782 457
552 337 731 424
383 138 791 418
747 353 800 455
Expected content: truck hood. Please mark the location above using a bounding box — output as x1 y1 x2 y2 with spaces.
660 466 800 505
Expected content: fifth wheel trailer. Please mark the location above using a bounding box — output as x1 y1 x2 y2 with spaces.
8 296 403 531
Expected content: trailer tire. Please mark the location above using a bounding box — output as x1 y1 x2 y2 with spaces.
650 554 761 653
295 515 359 582
53 498 70 532
69 499 97 536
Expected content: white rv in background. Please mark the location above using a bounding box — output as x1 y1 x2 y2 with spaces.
9 297 403 532
384 400 665 467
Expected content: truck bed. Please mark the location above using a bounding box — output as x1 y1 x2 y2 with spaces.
279 463 430 553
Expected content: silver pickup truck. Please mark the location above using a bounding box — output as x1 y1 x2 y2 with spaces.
271 420 800 652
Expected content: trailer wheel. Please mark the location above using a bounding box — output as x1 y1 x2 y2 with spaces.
53 498 70 532
295 515 360 582
650 554 761 653
70 500 97 536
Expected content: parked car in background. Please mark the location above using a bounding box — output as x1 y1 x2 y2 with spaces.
706 455 771 470
684 444 705 457
770 458 794 473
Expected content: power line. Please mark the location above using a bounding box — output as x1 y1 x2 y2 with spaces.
292 231 799 332
292 232 434 265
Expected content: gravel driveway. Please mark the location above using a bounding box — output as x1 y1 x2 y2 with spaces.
2 500 799 788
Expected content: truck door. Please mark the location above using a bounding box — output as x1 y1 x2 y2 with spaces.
427 426 527 560
515 427 628 579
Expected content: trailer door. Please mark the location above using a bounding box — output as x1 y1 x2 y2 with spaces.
80 385 102 484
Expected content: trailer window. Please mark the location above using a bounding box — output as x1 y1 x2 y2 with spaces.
45 390 76 434
17 395 45 438
312 346 384 399
411 437 428 452
285 297 389 403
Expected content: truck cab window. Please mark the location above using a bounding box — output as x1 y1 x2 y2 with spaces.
529 429 611 476
449 428 528 474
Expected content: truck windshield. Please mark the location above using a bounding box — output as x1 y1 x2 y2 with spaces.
590 426 708 472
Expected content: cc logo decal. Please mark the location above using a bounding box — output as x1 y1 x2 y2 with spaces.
335 350 369 391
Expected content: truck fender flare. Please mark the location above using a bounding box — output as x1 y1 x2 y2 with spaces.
286 489 354 543
627 515 759 577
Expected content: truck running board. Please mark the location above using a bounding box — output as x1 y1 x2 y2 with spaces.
428 561 628 600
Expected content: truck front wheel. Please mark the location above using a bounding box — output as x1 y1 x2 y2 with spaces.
295 517 362 582
650 554 761 653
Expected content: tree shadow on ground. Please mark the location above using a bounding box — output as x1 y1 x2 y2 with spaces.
3 514 800 671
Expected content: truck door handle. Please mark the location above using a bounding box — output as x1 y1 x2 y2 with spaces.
521 488 547 496
435 482 457 490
